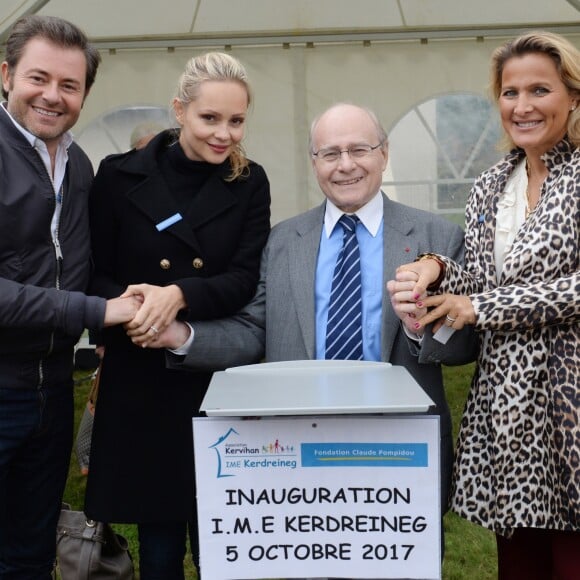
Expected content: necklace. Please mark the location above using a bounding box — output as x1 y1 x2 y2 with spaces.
524 158 541 218
525 159 532 218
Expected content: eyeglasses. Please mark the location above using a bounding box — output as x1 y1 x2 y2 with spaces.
312 142 384 163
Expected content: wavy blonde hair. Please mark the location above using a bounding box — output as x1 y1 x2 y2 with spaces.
490 31 580 149
175 52 252 180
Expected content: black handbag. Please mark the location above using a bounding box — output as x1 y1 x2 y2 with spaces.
55 504 134 579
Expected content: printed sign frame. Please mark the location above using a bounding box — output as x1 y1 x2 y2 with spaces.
193 415 441 580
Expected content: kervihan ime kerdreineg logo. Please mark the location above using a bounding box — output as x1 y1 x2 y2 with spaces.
209 428 297 478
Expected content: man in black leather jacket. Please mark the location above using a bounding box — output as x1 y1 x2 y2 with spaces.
0 15 138 578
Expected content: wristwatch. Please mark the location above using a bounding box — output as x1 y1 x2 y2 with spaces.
415 253 446 290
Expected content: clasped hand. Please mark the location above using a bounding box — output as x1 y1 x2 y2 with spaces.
386 269 428 335
105 283 187 348
388 261 476 332
122 283 186 347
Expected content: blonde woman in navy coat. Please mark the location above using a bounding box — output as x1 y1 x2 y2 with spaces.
84 52 271 579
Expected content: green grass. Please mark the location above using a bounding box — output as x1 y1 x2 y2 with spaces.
64 363 496 579
441 364 496 580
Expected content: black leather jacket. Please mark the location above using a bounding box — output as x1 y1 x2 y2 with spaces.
0 106 105 388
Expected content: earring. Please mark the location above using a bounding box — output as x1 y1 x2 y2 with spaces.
571 105 577 111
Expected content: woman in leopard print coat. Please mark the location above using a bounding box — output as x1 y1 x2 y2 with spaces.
396 32 579 578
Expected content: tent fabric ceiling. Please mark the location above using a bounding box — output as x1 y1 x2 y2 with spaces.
1 0 580 49
1 0 579 224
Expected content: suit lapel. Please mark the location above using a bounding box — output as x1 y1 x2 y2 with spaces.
125 173 201 251
381 195 419 361
123 155 236 253
290 204 325 358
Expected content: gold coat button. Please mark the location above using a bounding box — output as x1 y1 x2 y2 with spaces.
160 258 171 270
192 258 204 269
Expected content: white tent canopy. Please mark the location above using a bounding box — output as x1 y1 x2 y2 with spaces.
3 0 579 46
2 0 580 221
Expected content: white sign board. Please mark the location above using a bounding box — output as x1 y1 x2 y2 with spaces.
193 415 441 579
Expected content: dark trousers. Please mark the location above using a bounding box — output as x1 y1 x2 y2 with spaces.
0 384 73 579
138 520 199 580
496 527 580 580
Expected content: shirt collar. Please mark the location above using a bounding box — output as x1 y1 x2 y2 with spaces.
324 190 383 237
0 101 73 150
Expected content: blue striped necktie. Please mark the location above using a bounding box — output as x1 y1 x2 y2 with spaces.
325 214 363 360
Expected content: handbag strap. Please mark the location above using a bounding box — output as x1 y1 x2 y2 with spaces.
88 362 102 406
77 520 99 580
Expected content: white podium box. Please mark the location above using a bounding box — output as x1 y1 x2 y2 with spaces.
200 359 435 416
194 360 441 580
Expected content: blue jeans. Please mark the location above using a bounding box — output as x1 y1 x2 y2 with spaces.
0 384 73 579
138 520 198 580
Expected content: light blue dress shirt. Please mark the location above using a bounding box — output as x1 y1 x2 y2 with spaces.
315 191 383 361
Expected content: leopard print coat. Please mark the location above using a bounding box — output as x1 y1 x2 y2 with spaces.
439 137 579 536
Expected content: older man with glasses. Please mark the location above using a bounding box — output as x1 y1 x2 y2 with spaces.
149 102 476 579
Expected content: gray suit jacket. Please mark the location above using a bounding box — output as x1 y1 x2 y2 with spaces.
176 194 475 508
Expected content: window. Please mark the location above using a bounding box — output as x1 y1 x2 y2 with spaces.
76 105 175 169
383 93 503 227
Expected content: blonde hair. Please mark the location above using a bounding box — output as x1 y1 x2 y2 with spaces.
490 31 580 149
175 52 252 180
